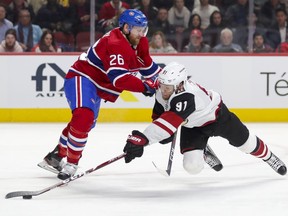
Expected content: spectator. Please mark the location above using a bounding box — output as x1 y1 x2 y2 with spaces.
95 0 108 12
6 0 35 24
168 0 190 29
35 0 70 33
69 0 96 35
224 0 249 29
258 0 286 27
31 29 62 52
98 0 130 32
14 9 42 51
187 13 202 31
191 0 220 30
168 0 191 51
134 0 158 22
0 28 23 52
0 0 13 7
234 12 267 50
0 3 13 42
280 0 288 14
249 32 274 53
183 13 202 50
213 0 237 14
149 30 177 53
58 0 69 7
27 0 47 14
212 28 243 52
203 10 226 48
275 41 288 52
102 7 126 33
148 7 175 40
183 29 211 52
254 0 267 16
266 8 288 50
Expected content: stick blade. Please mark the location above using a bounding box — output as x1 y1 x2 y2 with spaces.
5 191 37 199
152 161 170 177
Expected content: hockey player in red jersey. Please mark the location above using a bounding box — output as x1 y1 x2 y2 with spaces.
38 9 161 180
123 62 287 176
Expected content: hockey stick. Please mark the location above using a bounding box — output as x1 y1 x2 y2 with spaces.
152 120 187 177
5 153 126 199
152 129 178 177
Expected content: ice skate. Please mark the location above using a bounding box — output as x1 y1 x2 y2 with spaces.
264 153 287 175
57 162 78 180
37 146 65 174
204 144 223 171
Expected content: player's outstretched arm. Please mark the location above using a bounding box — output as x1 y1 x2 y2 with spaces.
123 130 149 163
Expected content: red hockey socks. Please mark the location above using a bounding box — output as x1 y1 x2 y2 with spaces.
58 125 69 158
66 107 94 164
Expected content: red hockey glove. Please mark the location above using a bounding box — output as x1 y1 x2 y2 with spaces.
142 76 159 97
123 130 149 163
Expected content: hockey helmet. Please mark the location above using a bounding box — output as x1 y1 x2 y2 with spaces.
158 62 188 88
118 9 148 33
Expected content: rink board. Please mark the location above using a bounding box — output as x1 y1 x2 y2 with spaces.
0 53 288 122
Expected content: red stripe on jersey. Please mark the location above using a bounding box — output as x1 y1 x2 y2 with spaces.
160 111 184 128
153 121 174 135
153 111 184 135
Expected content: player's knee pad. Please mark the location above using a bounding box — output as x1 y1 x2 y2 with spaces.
183 150 204 175
69 107 95 136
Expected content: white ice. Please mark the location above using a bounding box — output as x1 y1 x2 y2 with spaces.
1 123 288 216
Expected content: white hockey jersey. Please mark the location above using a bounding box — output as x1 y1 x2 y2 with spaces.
143 78 222 144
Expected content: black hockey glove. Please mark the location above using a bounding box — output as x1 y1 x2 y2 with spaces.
123 130 149 163
142 76 159 97
159 134 174 144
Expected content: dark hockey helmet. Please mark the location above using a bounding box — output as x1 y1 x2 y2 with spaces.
118 9 148 33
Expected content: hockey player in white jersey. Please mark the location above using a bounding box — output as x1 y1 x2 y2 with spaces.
123 61 287 176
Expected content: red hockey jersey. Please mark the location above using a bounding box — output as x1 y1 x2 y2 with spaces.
67 28 161 102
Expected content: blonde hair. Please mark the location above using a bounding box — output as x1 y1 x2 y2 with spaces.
149 31 168 49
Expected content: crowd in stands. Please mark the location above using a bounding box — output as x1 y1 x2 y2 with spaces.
1 0 288 53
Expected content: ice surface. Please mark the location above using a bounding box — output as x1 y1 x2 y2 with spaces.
0 123 287 216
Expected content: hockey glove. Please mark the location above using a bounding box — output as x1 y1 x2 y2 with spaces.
123 130 149 163
159 134 174 144
142 76 159 97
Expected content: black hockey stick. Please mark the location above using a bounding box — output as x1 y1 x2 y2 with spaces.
5 153 126 199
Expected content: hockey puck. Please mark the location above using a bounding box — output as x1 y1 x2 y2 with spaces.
23 195 32 199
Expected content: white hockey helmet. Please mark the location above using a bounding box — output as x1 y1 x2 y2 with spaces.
158 62 188 88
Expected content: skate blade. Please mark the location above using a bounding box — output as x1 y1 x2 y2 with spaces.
37 161 59 174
